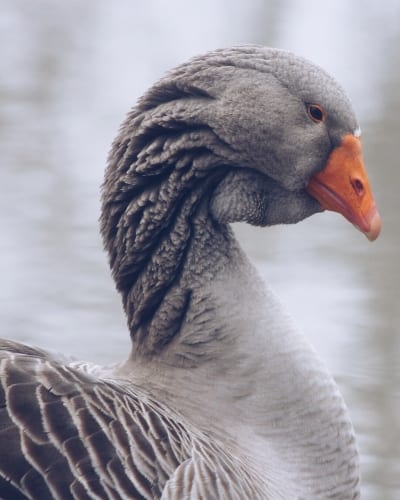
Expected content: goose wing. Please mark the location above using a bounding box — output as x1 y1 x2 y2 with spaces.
0 340 190 499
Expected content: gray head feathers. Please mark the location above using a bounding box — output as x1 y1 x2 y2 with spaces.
101 45 359 353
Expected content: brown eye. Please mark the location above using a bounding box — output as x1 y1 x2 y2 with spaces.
307 104 325 123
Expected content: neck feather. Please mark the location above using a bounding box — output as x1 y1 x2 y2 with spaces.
101 94 236 355
117 250 360 497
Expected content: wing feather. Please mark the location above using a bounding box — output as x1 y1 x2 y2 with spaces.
0 342 189 499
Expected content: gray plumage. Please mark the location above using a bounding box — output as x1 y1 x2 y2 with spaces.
1 46 361 499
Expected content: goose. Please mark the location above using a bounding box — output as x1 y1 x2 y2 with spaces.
0 45 381 499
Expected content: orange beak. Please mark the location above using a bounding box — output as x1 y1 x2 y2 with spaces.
307 135 381 241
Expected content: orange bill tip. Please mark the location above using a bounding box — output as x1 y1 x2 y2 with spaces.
307 135 381 241
364 206 381 241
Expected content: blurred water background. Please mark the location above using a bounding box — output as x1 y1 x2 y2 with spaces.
1 1 399 497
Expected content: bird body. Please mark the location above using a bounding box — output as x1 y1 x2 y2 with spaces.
0 46 380 499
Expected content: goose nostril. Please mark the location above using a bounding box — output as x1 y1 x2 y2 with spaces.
351 178 364 196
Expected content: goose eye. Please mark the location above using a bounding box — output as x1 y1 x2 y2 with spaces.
307 104 325 123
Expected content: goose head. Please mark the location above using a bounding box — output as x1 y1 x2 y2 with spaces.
176 47 381 238
102 45 380 352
